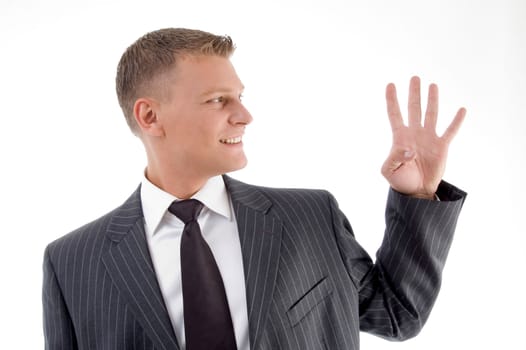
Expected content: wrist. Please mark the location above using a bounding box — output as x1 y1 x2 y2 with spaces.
408 192 437 200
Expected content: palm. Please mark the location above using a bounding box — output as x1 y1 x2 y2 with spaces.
381 77 466 199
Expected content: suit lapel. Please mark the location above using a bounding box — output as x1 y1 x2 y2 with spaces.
101 187 180 350
100 179 282 350
224 176 283 350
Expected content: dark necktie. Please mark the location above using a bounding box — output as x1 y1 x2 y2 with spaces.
168 199 237 350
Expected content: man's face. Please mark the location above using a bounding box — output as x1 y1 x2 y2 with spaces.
154 55 253 179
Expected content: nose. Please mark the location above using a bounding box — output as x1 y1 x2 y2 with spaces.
229 100 253 126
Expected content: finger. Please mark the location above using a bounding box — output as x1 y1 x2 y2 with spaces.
386 82 404 131
408 76 422 127
424 83 439 131
442 107 467 143
381 147 415 175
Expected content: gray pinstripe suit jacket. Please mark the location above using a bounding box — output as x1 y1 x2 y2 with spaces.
43 175 466 349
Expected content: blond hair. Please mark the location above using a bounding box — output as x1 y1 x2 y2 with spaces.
115 28 235 135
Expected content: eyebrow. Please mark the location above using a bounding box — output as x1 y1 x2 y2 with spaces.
199 85 245 98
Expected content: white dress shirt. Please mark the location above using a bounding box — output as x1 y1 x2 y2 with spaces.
141 175 250 350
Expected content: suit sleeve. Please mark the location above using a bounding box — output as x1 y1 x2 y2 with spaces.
42 246 78 350
330 180 466 340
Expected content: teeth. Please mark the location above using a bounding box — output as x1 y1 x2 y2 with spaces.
220 136 242 144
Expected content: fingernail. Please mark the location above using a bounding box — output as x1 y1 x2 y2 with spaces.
404 150 414 158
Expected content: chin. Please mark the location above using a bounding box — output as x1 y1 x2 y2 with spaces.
222 158 248 174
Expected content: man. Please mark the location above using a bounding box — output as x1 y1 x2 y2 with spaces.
43 28 467 350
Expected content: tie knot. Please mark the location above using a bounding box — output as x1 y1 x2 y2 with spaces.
168 199 204 224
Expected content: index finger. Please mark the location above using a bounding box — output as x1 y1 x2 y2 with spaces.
386 82 404 131
442 107 467 144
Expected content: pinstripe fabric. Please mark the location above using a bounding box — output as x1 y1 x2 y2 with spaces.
43 190 179 350
43 176 466 349
224 176 466 349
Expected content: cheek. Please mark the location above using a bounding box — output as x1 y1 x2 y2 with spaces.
165 111 223 149
193 119 223 143
177 123 218 154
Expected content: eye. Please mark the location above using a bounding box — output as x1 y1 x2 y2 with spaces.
208 96 225 103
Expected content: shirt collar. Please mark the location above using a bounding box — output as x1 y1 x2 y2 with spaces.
140 174 232 236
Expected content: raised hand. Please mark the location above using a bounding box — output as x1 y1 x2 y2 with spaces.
381 76 466 199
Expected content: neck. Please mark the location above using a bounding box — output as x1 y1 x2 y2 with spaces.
145 154 212 199
146 164 213 199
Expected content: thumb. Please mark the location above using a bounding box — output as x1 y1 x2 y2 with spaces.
381 148 415 175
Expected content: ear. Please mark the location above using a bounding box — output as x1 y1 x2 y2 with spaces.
133 98 164 137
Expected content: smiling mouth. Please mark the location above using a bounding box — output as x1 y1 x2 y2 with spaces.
220 136 242 144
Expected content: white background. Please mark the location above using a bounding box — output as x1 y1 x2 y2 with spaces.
1 0 525 348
